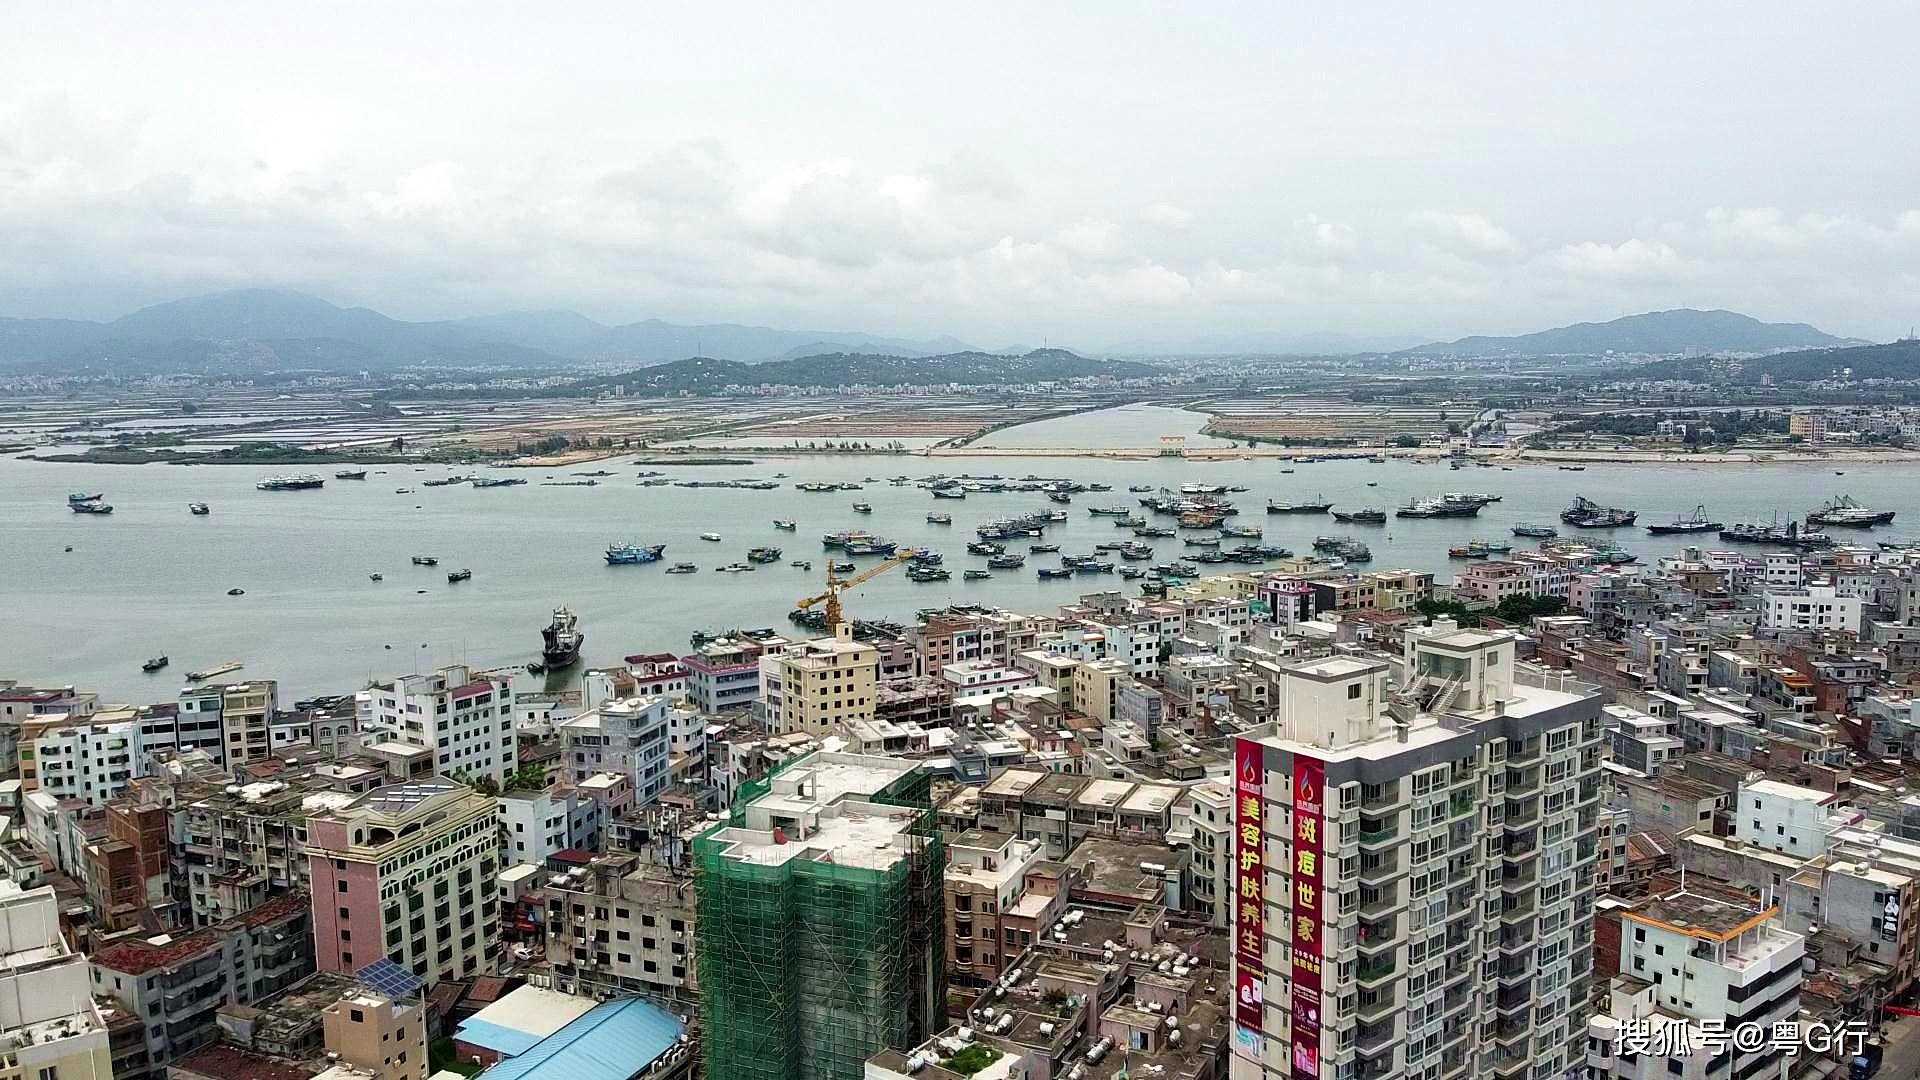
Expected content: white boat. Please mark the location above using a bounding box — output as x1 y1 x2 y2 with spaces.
700 532 722 542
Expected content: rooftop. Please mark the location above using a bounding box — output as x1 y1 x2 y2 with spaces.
1627 891 1776 942
476 997 686 1080
92 891 309 975
173 1045 319 1080
455 986 598 1057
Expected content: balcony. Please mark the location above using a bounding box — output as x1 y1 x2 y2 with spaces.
1503 832 1539 859
1361 782 1408 813
1358 855 1401 884
1500 894 1537 924
1494 1018 1530 1045
1359 820 1401 849
1448 791 1476 820
1355 1020 1397 1055
1357 917 1399 953
1504 768 1541 797
1500 863 1539 892
1357 955 1398 986
1503 802 1539 829
1356 988 1398 1022
1359 886 1402 918
1495 984 1532 1013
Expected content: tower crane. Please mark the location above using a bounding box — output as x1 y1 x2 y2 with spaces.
795 549 920 634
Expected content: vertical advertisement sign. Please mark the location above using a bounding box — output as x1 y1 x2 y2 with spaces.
1233 737 1266 1058
1291 755 1325 1080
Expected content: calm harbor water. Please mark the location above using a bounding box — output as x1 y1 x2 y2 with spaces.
4 445 1918 702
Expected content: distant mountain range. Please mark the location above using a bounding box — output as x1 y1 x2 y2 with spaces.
0 289 979 373
1105 330 1431 356
568 348 1152 395
1627 339 1920 384
1400 308 1861 358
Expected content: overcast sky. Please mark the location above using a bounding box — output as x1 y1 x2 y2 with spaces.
4 2 1917 345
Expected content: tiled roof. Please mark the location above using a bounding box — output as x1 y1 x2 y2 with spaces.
92 891 308 975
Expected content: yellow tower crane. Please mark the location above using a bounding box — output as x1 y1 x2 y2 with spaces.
795 549 920 634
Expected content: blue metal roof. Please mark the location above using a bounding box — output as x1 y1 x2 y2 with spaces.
455 1018 546 1057
479 998 684 1080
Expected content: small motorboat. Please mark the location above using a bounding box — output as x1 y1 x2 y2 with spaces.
774 519 797 530
852 503 873 513
369 573 383 582
227 588 245 596
527 662 546 674
142 655 169 672
700 532 722 542
447 569 472 583
412 555 438 566
666 563 698 574
189 502 210 515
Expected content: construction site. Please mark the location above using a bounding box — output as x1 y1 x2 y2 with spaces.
694 751 947 1080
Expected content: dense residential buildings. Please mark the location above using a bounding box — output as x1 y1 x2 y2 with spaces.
758 626 880 735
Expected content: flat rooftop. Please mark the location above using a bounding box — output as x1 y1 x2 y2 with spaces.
749 751 918 819
708 802 921 871
1627 891 1775 941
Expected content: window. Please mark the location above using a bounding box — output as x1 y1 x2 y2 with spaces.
351 1009 365 1023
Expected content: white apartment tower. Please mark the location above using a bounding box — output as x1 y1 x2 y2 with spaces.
1230 625 1606 1080
358 665 517 786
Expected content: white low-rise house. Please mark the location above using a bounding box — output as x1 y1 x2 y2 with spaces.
497 785 603 865
557 695 675 808
1762 584 1862 634
29 717 142 806
1732 778 1858 857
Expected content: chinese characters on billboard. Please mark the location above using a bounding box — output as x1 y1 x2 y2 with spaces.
1291 756 1325 1080
1234 737 1265 1047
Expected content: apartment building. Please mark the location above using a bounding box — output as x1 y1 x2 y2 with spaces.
90 891 314 1080
1167 777 1233 928
1762 585 1863 634
219 681 279 766
25 716 141 805
0 882 114 1080
556 695 674 807
544 853 697 1004
944 830 1053 1001
1231 623 1606 1080
758 625 879 735
357 666 517 786
322 980 429 1080
682 636 778 712
305 781 498 989
174 777 340 926
1586 892 1804 1080
0 683 97 772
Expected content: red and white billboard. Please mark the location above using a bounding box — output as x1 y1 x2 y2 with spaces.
1290 755 1325 1080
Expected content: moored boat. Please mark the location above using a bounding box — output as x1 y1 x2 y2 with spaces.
541 607 584 669
142 655 169 672
1807 495 1895 528
1646 505 1723 535
334 470 368 480
1267 497 1332 514
1560 496 1636 528
257 475 325 491
70 501 114 514
1331 508 1387 525
447 569 472 583
606 543 667 565
189 502 210 515
1511 524 1557 538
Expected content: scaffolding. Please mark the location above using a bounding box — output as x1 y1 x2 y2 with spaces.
696 761 946 1080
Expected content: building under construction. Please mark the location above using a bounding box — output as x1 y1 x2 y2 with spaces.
695 750 946 1080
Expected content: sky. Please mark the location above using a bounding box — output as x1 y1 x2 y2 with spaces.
3 1 1918 347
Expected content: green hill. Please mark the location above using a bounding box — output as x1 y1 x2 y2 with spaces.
1626 340 1920 383
572 348 1154 395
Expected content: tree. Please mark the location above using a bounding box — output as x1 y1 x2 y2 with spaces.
1492 593 1566 623
1389 434 1421 448
1415 597 1478 626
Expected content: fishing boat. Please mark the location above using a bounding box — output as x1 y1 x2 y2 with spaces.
412 555 439 566
1128 485 1154 493
1037 568 1073 579
1087 505 1131 516
1133 525 1174 538
666 563 698 574
700 532 723 542
963 569 991 580
70 502 113 514
1267 497 1332 514
1646 505 1724 535
1029 543 1060 553
189 502 210 515
967 541 1005 556
67 491 104 504
369 573 383 582
988 554 1026 569
1331 508 1387 525
257 475 325 491
605 543 667 565
1511 524 1557 538
1719 519 1832 548
714 562 754 573
447 569 472 583
1560 496 1637 528
907 566 950 582
830 560 855 573
1395 496 1480 518
1558 465 1587 471
472 477 527 488
142 655 169 672
790 560 812 570
541 608 585 669
747 547 783 564
773 519 797 531
927 513 952 525
334 470 368 480
188 659 243 680
845 539 898 556
933 486 968 500
852 503 873 514
1807 495 1895 528
1221 523 1262 538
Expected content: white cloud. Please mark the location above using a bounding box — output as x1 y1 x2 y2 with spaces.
1546 238 1695 282
1405 210 1517 257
